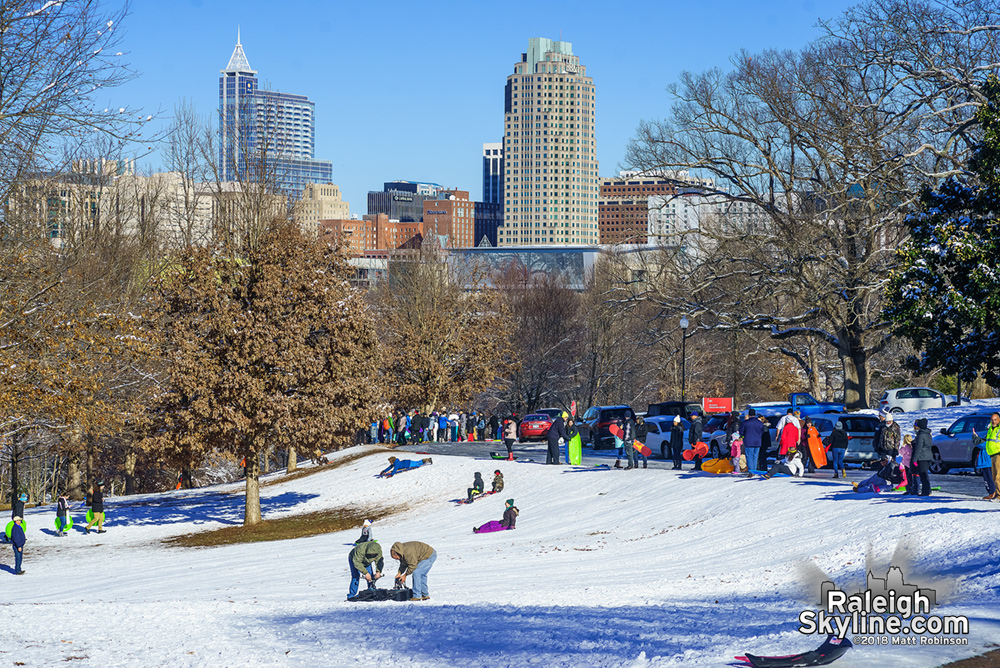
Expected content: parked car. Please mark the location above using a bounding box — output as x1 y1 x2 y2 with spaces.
579 405 637 450
643 415 718 458
823 413 881 464
518 414 554 441
646 401 703 419
746 392 845 420
879 387 970 413
931 412 994 473
535 407 565 420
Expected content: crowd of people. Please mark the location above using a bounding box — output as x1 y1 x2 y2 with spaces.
369 410 507 447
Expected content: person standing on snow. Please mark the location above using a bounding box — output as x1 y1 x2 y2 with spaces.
621 414 637 470
546 412 568 465
635 416 649 469
489 413 500 441
972 413 1000 500
823 422 849 479
668 416 685 469
739 409 766 476
876 413 901 459
9 516 25 575
348 540 384 599
354 519 374 545
85 482 106 534
391 541 437 601
775 408 800 457
688 411 704 471
56 495 71 537
503 418 517 460
910 418 934 496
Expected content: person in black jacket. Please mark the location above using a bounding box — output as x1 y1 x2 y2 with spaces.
85 482 106 534
11 492 25 520
635 416 649 469
547 413 568 465
910 418 933 496
823 422 849 478
669 416 685 469
489 414 500 441
467 472 485 502
688 411 704 471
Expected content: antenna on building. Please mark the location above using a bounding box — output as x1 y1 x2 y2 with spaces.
237 26 241 46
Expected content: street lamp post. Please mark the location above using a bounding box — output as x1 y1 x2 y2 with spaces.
679 316 689 402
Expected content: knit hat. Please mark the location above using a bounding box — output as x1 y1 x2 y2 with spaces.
494 470 501 475
362 519 372 528
673 415 681 423
505 499 514 507
885 414 894 423
748 408 757 416
916 418 928 430
19 493 27 501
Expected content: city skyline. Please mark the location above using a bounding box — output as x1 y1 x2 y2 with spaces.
111 0 858 211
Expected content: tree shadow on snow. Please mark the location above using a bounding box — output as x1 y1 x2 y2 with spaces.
91 490 320 528
264 596 808 665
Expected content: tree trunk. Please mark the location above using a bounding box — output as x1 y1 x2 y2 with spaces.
85 442 94 498
287 446 297 474
66 452 84 501
9 433 20 505
244 454 262 526
841 346 870 410
262 447 271 474
124 449 137 495
807 340 823 401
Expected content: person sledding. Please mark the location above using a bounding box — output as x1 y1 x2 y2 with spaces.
491 470 504 493
761 448 804 479
467 472 485 503
474 499 519 534
853 457 907 494
378 456 432 478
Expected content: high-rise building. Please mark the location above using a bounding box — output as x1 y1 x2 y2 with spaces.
498 38 598 246
482 142 503 205
366 181 443 222
218 31 333 197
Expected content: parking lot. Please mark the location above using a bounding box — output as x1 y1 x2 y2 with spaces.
394 439 993 500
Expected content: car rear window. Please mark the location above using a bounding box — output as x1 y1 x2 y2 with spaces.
601 408 630 421
841 417 878 432
523 414 550 421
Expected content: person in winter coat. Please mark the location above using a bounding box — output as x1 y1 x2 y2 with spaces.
354 519 373 545
348 540 384 598
391 541 437 601
491 470 504 493
9 516 25 575
775 409 800 457
799 417 819 473
546 413 568 465
910 418 933 496
853 457 907 494
503 419 517 460
876 413 901 458
56 495 71 536
474 498 519 534
823 422 849 478
467 472 485 502
378 457 433 477
489 414 500 441
669 416 685 469
739 409 766 476
11 492 25 521
85 482 106 534
620 415 637 470
762 448 804 479
688 411 704 471
972 412 1000 500
635 416 649 469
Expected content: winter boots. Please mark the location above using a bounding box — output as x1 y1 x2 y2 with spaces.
614 460 622 469
642 461 647 469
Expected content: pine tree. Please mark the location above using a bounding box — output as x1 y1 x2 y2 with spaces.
884 76 1000 388
146 223 381 525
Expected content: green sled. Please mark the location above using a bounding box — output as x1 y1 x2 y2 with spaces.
568 433 583 465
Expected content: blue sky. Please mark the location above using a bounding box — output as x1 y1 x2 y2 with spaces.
112 0 858 209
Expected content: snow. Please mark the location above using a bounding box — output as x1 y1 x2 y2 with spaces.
4 412 1000 667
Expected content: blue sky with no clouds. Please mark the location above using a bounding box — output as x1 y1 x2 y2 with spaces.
110 0 858 208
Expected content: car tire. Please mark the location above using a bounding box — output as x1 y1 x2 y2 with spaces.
947 402 958 407
710 441 722 459
890 407 904 414
928 448 949 475
590 433 600 450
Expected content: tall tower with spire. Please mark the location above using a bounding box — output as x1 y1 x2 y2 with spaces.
218 31 332 196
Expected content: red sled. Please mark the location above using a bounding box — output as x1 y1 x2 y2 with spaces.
682 441 709 460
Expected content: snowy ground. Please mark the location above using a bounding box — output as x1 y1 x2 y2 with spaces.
3 403 1000 668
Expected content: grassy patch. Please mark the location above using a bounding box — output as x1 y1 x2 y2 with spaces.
261 448 391 488
937 647 1000 668
165 505 396 548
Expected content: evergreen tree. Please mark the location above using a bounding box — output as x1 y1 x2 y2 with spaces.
884 77 1000 387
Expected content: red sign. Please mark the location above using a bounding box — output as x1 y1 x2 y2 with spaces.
703 397 734 413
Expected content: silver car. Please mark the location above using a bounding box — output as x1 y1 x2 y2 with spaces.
930 412 994 473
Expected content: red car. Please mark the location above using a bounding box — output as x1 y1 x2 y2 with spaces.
519 414 553 441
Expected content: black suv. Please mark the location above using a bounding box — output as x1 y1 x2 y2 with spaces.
579 405 637 450
647 401 703 419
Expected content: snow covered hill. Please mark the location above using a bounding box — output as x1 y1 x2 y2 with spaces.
3 435 1000 667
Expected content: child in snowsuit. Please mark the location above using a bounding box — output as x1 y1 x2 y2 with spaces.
467 472 485 502
491 470 504 493
354 518 373 545
900 434 915 494
730 437 747 475
474 499 519 533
